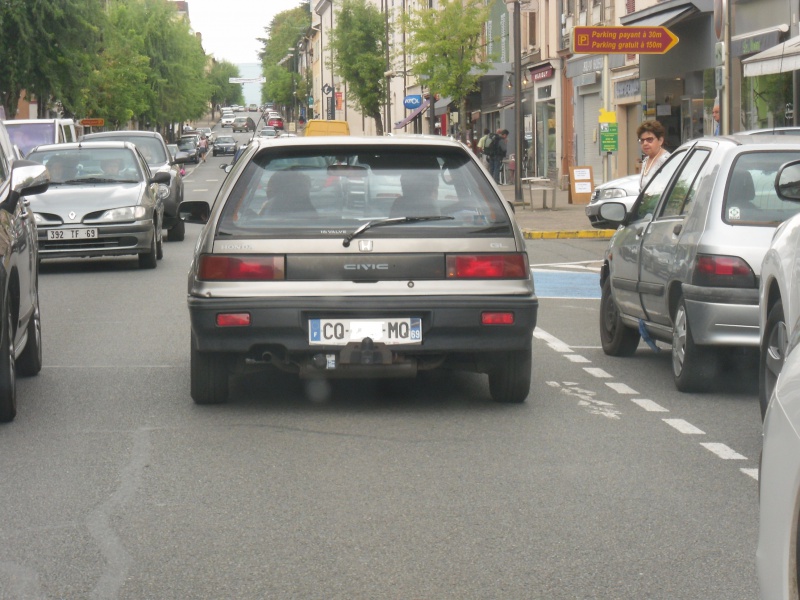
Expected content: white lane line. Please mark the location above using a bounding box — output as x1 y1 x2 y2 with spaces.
584 367 612 378
606 382 638 394
700 443 747 460
533 329 572 353
631 399 669 412
565 354 591 363
741 468 759 481
192 188 209 192
663 419 705 434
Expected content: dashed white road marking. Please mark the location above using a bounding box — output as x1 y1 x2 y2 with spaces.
565 354 591 363
700 443 747 460
584 367 612 378
606 382 638 394
548 381 621 419
631 399 669 412
191 188 209 192
741 468 759 480
533 329 572 353
663 419 706 435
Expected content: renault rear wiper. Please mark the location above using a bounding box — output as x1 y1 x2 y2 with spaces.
342 215 454 247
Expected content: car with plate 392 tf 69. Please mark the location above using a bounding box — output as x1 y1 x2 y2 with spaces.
179 136 538 405
27 142 170 269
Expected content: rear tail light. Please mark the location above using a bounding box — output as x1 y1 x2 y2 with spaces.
446 254 528 279
692 254 755 288
482 312 515 325
198 254 285 281
216 313 251 327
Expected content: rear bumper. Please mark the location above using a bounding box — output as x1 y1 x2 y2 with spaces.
683 284 760 346
189 294 538 356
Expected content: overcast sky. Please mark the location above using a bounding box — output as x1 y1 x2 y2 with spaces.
187 0 305 65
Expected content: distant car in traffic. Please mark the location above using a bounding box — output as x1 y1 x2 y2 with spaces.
81 129 188 241
212 135 238 156
220 112 235 127
598 134 800 393
267 116 284 130
27 141 169 269
232 116 255 133
177 136 200 163
257 127 279 138
178 135 538 405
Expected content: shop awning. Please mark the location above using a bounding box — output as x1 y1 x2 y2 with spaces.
434 96 453 117
393 98 431 129
743 35 800 77
620 0 710 27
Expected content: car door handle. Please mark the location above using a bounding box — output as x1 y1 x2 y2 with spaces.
673 223 682 236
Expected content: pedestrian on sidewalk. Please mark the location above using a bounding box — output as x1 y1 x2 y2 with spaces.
637 120 669 191
485 129 508 184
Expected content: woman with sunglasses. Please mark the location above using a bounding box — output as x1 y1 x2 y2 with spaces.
637 120 670 191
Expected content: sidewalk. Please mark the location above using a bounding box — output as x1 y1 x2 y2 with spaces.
497 184 614 240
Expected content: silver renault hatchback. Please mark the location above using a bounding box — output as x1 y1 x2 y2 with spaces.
598 135 800 392
180 136 538 405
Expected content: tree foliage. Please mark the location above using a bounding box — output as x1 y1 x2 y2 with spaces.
259 3 310 110
329 0 387 135
403 0 490 139
208 61 245 113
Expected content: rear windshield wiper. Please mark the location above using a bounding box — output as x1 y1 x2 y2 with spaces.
342 216 454 247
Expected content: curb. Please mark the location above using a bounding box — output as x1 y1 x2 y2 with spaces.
521 229 615 240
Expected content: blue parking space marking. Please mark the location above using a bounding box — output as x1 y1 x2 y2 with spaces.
532 270 600 299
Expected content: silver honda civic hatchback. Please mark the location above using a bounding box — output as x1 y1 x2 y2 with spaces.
180 136 538 405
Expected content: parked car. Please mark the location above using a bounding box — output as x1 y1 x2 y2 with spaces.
0 122 48 422
221 112 236 128
758 158 800 417
178 136 538 405
27 142 169 269
267 116 284 130
177 136 200 163
212 135 238 156
597 134 800 392
81 130 188 241
232 116 256 133
585 174 640 229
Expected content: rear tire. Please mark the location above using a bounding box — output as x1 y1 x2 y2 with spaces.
488 347 531 403
599 279 640 356
672 297 718 392
760 300 786 419
17 291 41 377
0 295 16 422
167 219 185 242
190 333 230 404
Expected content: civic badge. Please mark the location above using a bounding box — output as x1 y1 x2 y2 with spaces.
68 211 76 221
358 240 373 252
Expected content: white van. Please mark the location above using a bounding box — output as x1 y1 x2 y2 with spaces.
4 118 78 157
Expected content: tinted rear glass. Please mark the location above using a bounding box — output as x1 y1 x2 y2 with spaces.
6 122 56 156
216 146 511 238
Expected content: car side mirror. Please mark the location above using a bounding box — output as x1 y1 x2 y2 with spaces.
2 161 49 213
151 171 171 185
219 163 233 173
179 200 211 224
776 159 800 200
597 201 628 224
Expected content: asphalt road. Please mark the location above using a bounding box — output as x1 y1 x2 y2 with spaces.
0 127 761 599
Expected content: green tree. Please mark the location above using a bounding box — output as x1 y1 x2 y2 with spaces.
208 61 244 118
328 0 387 134
259 4 310 112
403 0 490 141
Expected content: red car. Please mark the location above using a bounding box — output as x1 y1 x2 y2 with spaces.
267 116 284 130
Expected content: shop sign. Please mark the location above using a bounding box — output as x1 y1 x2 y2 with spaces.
404 95 423 110
531 66 554 81
615 79 640 99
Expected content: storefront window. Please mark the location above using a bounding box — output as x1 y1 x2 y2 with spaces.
741 72 792 130
535 100 556 178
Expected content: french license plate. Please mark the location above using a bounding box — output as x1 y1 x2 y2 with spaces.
47 228 98 240
309 318 422 346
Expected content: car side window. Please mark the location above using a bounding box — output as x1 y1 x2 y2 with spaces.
0 143 9 185
633 150 685 221
660 149 710 218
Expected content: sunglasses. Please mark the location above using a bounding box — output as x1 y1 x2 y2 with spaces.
638 136 657 144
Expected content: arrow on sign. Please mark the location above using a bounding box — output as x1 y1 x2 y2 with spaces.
573 26 679 54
